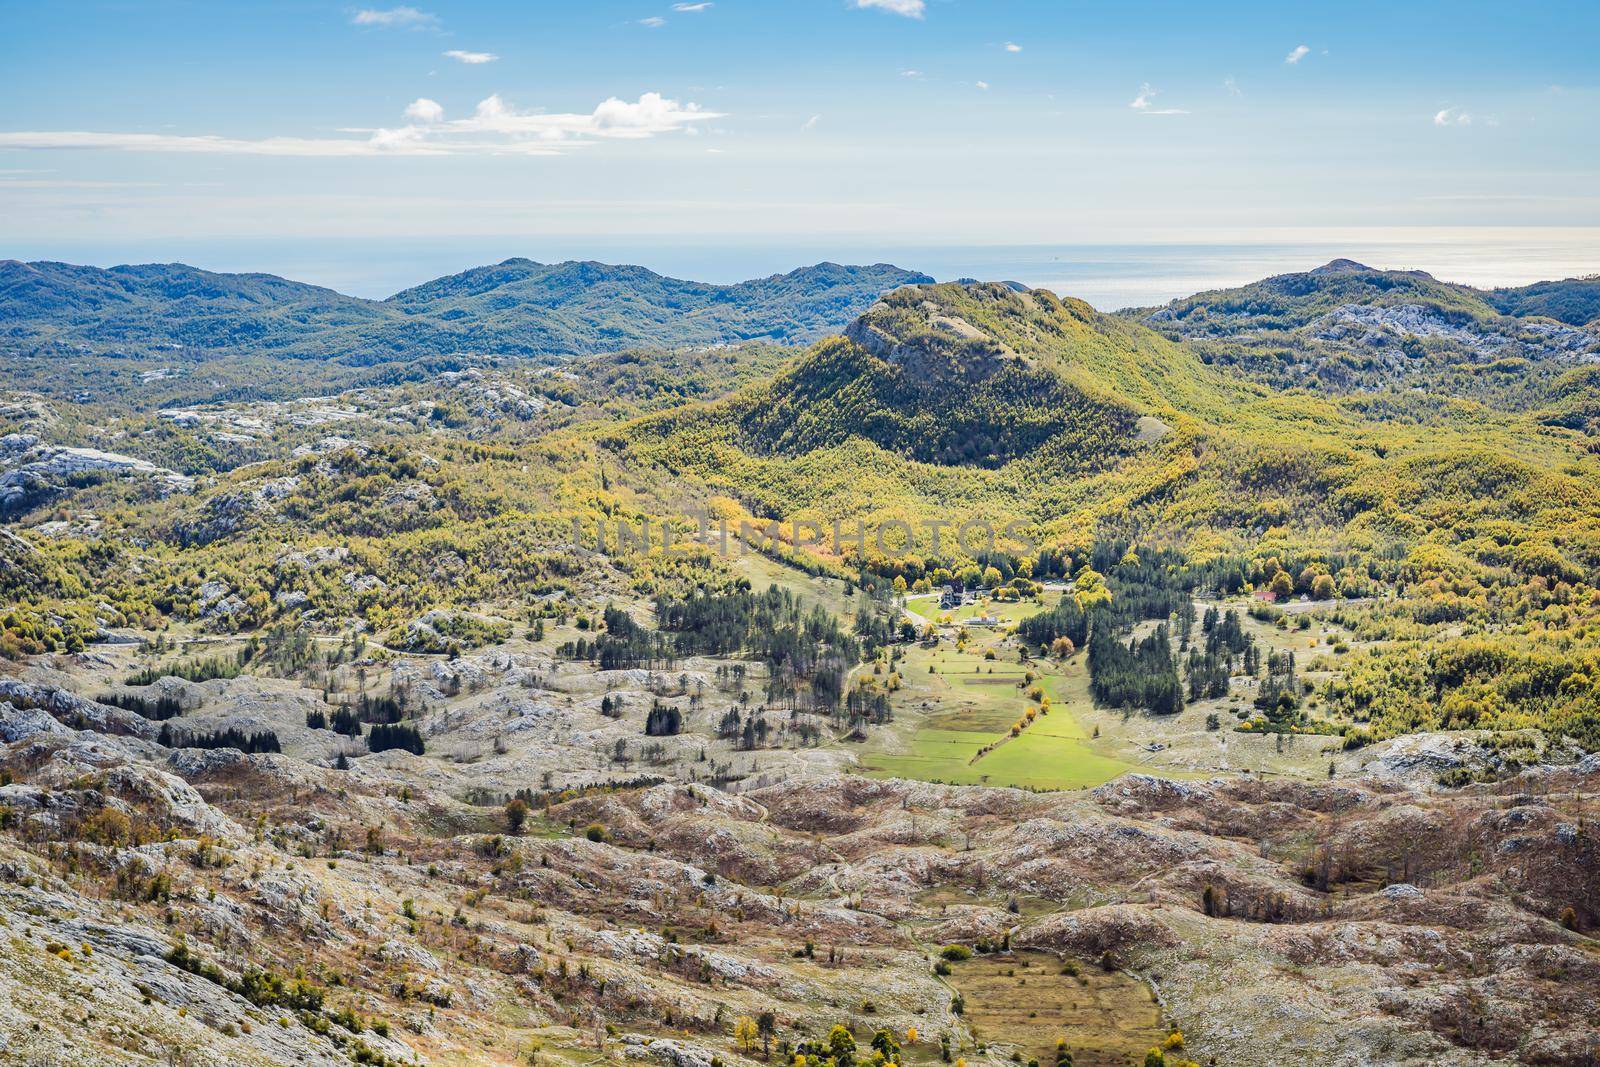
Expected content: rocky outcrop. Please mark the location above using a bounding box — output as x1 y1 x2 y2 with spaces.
0 437 193 515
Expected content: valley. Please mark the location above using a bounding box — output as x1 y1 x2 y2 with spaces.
1 257 1598 1066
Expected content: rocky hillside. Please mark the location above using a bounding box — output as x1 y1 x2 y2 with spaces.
1133 260 1600 403
0 668 1595 1066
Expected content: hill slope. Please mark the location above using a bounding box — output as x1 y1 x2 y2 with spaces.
1488 275 1600 326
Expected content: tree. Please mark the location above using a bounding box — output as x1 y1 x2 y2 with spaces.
1269 570 1295 599
757 1011 777 1057
828 1025 857 1067
505 797 530 835
734 1016 760 1054
1072 567 1112 611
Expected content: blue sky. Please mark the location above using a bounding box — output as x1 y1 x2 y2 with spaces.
1 1 1596 293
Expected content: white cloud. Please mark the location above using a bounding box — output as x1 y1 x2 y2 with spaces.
855 0 925 18
801 114 821 132
404 97 444 123
900 69 923 78
1224 75 1241 96
1004 42 1021 53
672 2 712 9
639 15 666 26
1129 83 1188 116
1285 44 1310 64
443 49 497 64
0 92 724 157
975 81 990 91
351 7 437 28
585 93 707 134
1433 107 1472 126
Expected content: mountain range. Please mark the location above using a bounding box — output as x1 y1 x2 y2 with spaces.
0 258 932 363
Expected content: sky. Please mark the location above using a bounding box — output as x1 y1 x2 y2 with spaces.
1 1 1597 297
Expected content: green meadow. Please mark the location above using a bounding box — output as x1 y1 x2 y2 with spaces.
858 616 1138 791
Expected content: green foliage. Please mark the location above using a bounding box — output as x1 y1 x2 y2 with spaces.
1487 276 1600 326
157 724 281 754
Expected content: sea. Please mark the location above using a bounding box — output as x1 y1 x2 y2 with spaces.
12 232 1599 311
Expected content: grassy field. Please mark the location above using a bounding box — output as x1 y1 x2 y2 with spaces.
946 951 1168 1067
905 594 1055 626
857 620 1138 791
851 577 1374 790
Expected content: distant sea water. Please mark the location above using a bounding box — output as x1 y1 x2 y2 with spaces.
12 233 1599 311
905 239 1600 310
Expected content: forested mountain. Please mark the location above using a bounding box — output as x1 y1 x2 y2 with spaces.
387 259 933 353
1132 259 1600 403
0 258 929 364
623 276 1598 541
620 279 1268 527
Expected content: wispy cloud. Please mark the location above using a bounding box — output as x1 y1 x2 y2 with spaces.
0 177 161 189
1129 83 1188 115
855 0 925 18
672 2 712 10
639 15 666 27
801 114 821 132
1284 44 1310 64
351 6 437 29
1224 75 1241 96
443 49 497 64
0 92 724 157
1004 42 1022 53
899 69 923 78
975 81 990 91
1433 107 1472 127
